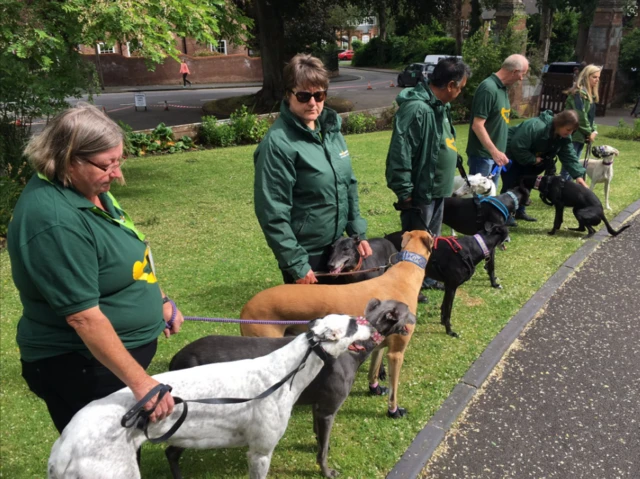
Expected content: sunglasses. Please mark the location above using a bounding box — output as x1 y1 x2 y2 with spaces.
290 90 327 103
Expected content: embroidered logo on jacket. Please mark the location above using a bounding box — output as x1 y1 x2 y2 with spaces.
132 246 158 284
501 107 511 124
339 150 349 158
446 138 457 152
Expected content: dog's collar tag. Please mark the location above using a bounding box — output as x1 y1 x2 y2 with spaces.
473 234 491 259
505 191 519 212
395 251 427 270
534 176 542 190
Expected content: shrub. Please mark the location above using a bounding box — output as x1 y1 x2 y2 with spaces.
311 43 339 72
604 119 640 141
343 112 377 135
352 39 363 51
352 34 456 67
229 105 270 145
200 116 236 147
120 121 195 156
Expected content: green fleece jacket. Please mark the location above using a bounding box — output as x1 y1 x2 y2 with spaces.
564 89 596 144
506 110 586 179
386 82 455 205
253 102 367 280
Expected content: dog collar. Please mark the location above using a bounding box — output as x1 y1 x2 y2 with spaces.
349 316 384 351
602 158 614 166
534 176 542 190
395 251 427 270
505 191 519 212
473 234 491 259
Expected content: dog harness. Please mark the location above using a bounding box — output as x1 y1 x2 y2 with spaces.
121 331 332 443
473 234 491 259
394 251 427 269
427 236 476 280
476 196 511 222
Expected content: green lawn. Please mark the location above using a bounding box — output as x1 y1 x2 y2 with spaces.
1 125 639 478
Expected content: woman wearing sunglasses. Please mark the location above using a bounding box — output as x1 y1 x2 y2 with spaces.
7 104 184 435
254 54 372 284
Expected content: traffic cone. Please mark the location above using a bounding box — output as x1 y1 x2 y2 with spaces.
389 80 395 87
367 82 372 90
164 101 169 111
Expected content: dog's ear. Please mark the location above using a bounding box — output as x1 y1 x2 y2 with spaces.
613 147 619 156
364 298 382 317
484 221 493 233
422 231 434 253
351 234 361 244
401 231 412 249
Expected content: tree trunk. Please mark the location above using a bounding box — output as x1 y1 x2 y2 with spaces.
254 0 287 106
454 0 463 55
469 0 482 37
94 46 105 91
539 0 554 63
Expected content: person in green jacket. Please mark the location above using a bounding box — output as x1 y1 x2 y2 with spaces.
501 110 588 223
254 54 372 284
386 57 471 291
561 64 601 180
7 104 183 433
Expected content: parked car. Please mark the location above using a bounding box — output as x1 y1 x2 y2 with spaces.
546 62 582 74
423 54 462 64
338 50 354 60
397 63 435 87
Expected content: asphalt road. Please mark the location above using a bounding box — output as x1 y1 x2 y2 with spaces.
62 67 401 131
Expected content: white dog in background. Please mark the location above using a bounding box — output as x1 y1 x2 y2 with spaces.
585 145 619 210
48 314 373 479
451 173 497 198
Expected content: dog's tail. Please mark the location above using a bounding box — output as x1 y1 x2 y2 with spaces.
602 216 631 236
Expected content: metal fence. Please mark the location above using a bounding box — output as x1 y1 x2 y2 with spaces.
539 69 612 116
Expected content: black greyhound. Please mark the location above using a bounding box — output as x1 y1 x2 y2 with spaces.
521 175 630 238
440 186 530 288
324 236 398 283
386 224 510 337
166 298 415 479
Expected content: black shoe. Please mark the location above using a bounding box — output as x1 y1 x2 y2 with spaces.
369 384 388 396
525 198 532 206
505 216 518 227
515 211 537 222
418 293 429 304
422 281 445 291
387 407 407 419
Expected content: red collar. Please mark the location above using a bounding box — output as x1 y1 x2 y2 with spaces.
348 316 384 351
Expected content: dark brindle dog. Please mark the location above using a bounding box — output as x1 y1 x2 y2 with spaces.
521 175 630 238
168 298 415 479
324 236 398 283
439 186 530 288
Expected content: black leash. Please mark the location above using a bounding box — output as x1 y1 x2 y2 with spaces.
582 142 591 180
121 331 329 444
456 154 472 188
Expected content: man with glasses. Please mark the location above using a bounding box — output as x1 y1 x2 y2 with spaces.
466 54 529 224
386 57 471 294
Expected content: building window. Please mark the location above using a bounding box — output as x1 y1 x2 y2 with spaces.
97 43 116 54
209 40 227 55
362 35 370 44
351 36 358 43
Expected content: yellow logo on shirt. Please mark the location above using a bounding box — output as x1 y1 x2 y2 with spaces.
132 246 158 284
501 108 511 124
446 137 457 152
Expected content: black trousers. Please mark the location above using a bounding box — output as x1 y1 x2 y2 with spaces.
21 340 157 433
182 73 191 86
281 246 333 284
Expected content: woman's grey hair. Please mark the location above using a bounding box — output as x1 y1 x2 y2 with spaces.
430 57 471 88
25 103 124 186
501 54 529 72
283 54 330 93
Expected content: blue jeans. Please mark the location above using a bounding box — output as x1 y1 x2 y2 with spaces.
400 198 444 287
561 142 584 181
468 155 499 189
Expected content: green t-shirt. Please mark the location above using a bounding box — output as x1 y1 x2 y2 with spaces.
432 115 458 198
8 175 165 362
466 74 511 158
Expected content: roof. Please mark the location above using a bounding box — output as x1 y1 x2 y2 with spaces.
482 0 538 20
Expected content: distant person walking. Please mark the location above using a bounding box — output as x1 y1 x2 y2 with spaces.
180 59 192 87
562 64 601 180
466 54 529 188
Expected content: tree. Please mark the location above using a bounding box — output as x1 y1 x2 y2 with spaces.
327 5 369 48
0 0 250 124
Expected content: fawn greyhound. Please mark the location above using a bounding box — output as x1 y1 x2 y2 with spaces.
240 230 433 418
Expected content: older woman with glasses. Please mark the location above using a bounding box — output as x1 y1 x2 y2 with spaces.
7 104 184 434
254 54 372 284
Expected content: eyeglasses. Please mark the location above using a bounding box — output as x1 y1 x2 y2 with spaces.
290 90 327 103
84 157 126 174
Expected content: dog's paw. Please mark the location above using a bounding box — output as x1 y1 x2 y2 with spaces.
547 230 556 236
387 407 407 419
321 466 340 478
369 384 388 396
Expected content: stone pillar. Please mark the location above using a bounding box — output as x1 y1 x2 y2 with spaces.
583 0 624 107
493 0 529 115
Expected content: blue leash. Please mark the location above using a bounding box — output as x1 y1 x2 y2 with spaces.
490 159 511 177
